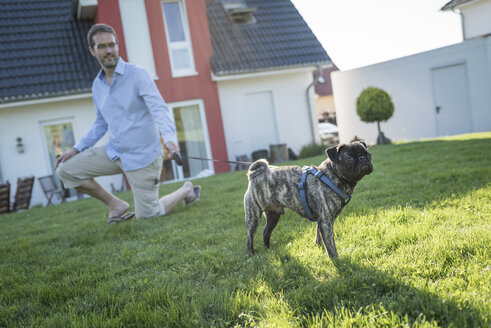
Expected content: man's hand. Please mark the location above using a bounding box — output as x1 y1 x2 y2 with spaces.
55 148 80 168
165 142 180 159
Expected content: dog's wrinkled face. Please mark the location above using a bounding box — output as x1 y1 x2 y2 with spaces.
327 141 373 182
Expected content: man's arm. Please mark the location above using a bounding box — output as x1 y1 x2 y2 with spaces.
73 106 108 152
137 68 179 155
56 104 108 167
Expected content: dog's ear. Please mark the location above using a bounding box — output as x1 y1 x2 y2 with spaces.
326 144 345 163
358 140 367 149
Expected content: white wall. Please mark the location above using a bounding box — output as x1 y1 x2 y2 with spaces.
216 69 320 161
331 36 491 144
0 97 122 207
460 0 491 39
119 0 157 79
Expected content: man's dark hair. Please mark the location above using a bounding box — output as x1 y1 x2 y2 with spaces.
87 23 118 48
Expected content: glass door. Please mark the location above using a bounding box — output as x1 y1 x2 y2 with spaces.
164 101 213 180
40 119 76 197
42 121 75 173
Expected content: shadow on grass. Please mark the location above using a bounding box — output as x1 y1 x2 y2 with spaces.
245 245 484 326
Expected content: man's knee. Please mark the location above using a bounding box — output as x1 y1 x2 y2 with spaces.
56 161 84 189
55 163 70 181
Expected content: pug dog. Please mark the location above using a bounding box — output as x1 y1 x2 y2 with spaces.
244 141 373 258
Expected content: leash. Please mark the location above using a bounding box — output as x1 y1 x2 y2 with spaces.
171 152 252 167
298 166 351 222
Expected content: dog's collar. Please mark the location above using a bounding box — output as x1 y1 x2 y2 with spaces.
298 166 352 222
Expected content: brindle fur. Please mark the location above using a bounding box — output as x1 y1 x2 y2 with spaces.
244 141 373 258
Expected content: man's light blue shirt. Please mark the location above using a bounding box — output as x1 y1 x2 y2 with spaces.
74 58 177 171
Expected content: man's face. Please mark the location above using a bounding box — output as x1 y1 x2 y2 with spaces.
89 32 119 69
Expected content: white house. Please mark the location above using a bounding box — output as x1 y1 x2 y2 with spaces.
0 0 330 209
206 0 330 162
331 0 491 144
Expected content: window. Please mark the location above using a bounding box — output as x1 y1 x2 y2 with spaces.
161 0 197 77
162 100 213 181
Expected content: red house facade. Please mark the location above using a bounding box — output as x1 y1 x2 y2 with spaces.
95 0 229 176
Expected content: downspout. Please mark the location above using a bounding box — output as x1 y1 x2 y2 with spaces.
305 64 325 143
452 7 466 40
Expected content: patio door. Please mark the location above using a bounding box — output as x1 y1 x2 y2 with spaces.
40 119 76 196
162 100 213 181
40 119 76 174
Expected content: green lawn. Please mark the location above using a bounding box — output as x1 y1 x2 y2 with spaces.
1 132 490 327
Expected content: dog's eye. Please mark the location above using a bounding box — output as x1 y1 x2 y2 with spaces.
346 156 354 162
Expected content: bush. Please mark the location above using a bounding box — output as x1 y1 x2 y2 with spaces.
298 143 326 159
356 87 394 123
356 87 394 144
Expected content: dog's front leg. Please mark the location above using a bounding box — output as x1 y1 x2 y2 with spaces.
317 220 338 258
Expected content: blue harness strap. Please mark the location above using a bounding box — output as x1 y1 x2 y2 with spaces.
298 166 352 222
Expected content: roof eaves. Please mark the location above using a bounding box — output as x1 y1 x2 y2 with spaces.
212 59 332 77
0 88 92 105
441 0 475 11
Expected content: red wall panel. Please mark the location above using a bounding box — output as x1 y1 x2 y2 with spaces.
96 0 229 173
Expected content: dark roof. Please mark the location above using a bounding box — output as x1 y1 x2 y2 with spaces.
0 0 100 104
207 0 331 76
314 65 339 96
441 0 474 10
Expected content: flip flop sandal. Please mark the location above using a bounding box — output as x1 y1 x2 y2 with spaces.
184 186 201 206
107 212 135 225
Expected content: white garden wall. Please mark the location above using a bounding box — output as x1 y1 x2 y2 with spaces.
331 36 491 144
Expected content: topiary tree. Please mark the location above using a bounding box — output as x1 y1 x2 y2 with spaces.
356 87 394 144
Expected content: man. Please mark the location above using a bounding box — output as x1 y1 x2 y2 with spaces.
56 24 200 224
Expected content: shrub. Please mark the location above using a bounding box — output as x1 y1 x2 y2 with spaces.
356 87 394 144
298 143 326 159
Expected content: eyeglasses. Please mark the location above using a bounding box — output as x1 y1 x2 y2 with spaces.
94 42 117 51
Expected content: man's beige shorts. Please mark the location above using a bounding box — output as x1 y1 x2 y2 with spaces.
56 146 165 219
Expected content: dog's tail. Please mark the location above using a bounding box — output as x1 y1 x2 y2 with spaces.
247 159 270 179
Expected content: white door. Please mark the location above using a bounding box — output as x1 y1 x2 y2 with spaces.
431 64 472 136
245 91 279 151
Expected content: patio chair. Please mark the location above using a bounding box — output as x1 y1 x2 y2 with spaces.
12 176 35 211
38 175 66 206
0 181 10 215
234 154 250 171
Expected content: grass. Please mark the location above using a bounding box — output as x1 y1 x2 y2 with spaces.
1 132 490 327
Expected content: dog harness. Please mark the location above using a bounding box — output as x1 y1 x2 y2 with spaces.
298 166 351 222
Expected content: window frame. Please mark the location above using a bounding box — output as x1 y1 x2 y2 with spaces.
161 0 198 78
166 99 214 179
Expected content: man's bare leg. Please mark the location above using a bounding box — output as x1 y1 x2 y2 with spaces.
159 181 196 214
76 179 130 218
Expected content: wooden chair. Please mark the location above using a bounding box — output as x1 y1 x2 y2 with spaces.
12 176 35 211
0 181 10 215
234 154 250 171
38 175 66 206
